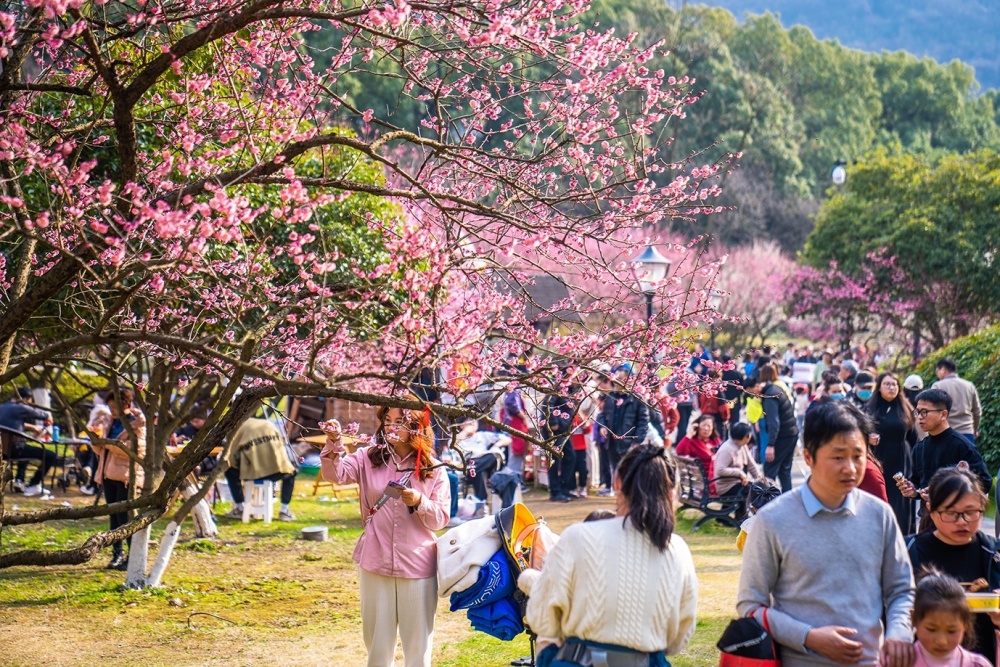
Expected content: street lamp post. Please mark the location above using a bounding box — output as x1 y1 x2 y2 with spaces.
830 159 850 354
832 159 847 186
630 245 672 321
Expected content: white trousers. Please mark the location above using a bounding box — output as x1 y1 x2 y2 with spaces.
358 568 437 667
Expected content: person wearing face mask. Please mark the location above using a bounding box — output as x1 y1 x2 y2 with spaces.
805 373 848 417
849 371 877 410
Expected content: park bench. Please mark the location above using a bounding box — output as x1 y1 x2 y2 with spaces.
674 455 745 531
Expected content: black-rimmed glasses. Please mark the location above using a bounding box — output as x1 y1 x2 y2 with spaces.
935 509 984 523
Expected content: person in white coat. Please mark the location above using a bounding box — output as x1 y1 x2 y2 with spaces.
526 444 698 666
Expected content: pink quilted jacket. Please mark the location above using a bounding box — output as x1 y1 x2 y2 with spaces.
93 410 147 486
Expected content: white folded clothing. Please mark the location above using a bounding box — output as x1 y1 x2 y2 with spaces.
436 514 503 597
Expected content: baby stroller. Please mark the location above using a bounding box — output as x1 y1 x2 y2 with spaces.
494 502 555 667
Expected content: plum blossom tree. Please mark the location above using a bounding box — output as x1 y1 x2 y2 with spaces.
784 250 919 351
713 239 794 351
0 0 728 581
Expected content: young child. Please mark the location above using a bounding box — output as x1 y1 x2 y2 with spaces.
912 570 991 666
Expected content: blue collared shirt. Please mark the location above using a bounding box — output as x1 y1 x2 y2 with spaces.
800 481 859 517
796 483 862 653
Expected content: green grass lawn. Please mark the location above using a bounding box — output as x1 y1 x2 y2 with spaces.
0 475 743 666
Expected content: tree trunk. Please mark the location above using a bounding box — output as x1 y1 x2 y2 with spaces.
146 521 180 588
144 477 220 588
123 525 151 589
181 480 218 539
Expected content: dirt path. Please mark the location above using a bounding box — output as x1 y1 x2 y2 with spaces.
0 490 624 667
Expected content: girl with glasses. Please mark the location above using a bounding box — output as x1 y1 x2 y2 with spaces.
907 467 1000 665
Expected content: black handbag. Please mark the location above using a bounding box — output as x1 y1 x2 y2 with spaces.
717 608 780 667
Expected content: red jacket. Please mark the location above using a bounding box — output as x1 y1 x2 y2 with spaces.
858 458 888 503
675 435 720 492
698 393 731 421
658 396 680 435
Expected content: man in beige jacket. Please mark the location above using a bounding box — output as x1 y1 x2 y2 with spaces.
222 417 299 520
932 357 982 446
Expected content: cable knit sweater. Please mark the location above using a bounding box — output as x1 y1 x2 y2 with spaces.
525 517 698 654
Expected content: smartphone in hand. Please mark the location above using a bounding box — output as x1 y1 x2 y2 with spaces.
384 481 407 498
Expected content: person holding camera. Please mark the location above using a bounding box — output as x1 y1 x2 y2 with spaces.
320 397 450 667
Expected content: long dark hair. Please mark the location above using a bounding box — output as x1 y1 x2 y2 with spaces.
917 466 987 533
617 444 677 551
868 372 914 431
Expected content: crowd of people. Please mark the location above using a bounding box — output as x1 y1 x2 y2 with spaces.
315 358 1000 667
4 339 999 666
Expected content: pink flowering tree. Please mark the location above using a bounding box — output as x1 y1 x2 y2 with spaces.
713 240 795 351
0 1 728 580
785 250 920 352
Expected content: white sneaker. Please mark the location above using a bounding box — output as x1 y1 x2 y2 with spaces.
12 479 26 493
23 484 48 497
278 509 296 522
80 484 96 496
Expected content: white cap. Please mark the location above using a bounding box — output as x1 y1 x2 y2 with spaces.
903 374 924 391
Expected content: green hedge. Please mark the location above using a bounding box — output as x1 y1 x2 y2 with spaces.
914 325 1000 470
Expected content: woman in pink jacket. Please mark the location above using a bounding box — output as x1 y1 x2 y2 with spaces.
320 397 450 667
91 388 146 571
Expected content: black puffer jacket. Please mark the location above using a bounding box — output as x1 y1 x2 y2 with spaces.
599 391 649 453
761 383 798 443
541 394 574 440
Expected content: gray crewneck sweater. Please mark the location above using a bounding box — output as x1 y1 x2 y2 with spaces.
737 485 914 666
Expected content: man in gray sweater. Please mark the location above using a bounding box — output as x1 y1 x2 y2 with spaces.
737 401 915 667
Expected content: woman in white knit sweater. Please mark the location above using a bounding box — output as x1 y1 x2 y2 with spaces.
525 444 698 667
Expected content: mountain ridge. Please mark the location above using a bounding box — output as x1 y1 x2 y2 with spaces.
694 0 999 91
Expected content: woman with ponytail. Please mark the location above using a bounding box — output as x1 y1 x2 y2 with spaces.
320 396 450 667
526 444 698 666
